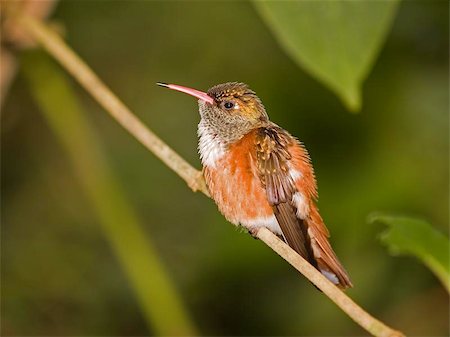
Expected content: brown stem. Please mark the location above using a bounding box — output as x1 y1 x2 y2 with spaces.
12 11 209 196
257 228 404 337
11 12 404 337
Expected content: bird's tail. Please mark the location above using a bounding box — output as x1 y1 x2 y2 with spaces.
305 204 353 289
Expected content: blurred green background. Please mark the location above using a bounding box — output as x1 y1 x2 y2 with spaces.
2 1 449 336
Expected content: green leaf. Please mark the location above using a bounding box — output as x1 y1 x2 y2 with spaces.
253 0 400 111
369 213 450 292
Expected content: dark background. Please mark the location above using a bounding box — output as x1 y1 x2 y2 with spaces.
2 1 449 336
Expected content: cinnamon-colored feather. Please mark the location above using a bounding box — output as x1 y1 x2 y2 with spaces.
307 204 353 288
255 124 352 289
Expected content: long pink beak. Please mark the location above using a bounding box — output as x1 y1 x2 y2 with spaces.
157 82 214 104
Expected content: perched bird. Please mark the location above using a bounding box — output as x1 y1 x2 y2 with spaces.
158 82 352 289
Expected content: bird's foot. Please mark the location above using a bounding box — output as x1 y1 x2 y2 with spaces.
248 227 260 239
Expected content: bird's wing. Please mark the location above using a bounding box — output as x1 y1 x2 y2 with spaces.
254 125 352 288
254 126 315 264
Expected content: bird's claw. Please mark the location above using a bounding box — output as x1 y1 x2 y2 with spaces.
248 228 260 239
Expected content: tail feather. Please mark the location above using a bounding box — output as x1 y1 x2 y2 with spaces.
306 205 353 289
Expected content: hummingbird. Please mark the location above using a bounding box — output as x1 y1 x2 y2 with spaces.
157 82 352 289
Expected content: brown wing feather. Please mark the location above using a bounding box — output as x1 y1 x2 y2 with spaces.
255 126 315 265
273 203 311 261
255 125 352 289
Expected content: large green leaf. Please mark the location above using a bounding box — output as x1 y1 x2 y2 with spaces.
253 1 400 111
369 214 449 292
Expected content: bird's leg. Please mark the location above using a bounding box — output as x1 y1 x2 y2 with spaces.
248 227 285 241
248 227 260 239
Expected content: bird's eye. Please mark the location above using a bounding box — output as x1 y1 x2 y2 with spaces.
223 101 234 109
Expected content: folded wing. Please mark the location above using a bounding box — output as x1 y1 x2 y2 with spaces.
254 125 352 289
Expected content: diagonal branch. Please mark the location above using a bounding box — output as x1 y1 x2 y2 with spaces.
10 12 404 337
7 8 209 196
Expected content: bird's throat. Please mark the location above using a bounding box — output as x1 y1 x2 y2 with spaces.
197 118 255 168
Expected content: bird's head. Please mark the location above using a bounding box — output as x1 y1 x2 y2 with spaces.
158 82 268 130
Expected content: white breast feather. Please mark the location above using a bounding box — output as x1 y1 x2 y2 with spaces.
244 215 282 235
197 122 225 168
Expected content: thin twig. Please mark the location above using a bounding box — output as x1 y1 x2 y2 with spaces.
23 50 198 336
11 10 209 196
258 228 403 337
12 12 404 337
